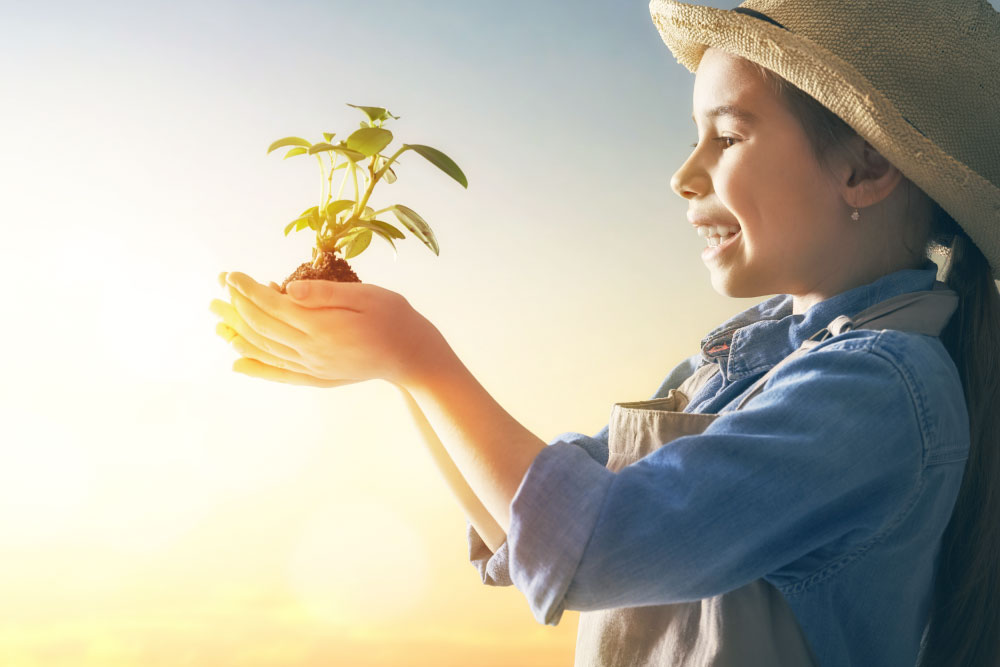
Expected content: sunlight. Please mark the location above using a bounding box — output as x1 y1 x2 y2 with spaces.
286 499 431 626
0 406 94 542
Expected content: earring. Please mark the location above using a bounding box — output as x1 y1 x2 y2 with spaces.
851 208 860 221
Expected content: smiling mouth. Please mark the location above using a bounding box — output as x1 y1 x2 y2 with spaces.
697 224 741 247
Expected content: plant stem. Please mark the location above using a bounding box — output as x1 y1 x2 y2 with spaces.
336 161 349 200
352 161 359 208
315 154 327 209
327 154 337 206
355 152 390 220
373 145 407 182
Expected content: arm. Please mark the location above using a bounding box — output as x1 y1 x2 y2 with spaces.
212 273 544 551
424 352 705 585
400 347 701 532
213 272 702 541
403 345 547 535
497 339 953 624
393 382 507 552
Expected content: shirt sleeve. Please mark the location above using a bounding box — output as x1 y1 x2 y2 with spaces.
466 352 704 587
465 429 610 587
506 341 930 625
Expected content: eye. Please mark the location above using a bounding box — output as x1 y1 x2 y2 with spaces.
689 137 739 149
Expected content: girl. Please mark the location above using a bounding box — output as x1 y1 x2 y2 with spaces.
210 0 1000 664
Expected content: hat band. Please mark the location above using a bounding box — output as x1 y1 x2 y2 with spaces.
731 7 788 31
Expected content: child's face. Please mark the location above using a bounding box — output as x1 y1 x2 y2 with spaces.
671 48 851 310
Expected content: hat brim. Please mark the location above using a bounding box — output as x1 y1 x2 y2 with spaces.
650 0 1000 280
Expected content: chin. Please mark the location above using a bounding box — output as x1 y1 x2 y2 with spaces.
709 267 768 299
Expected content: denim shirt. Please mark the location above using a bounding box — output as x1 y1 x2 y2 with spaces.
469 259 969 667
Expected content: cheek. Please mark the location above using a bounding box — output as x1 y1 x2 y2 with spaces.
711 157 768 228
737 151 832 229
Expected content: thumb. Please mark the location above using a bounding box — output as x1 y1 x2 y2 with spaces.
287 280 344 303
286 279 356 306
286 281 312 299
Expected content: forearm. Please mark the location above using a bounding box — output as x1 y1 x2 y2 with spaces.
393 383 507 552
402 345 547 534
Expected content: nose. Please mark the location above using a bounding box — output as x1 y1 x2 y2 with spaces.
670 150 707 200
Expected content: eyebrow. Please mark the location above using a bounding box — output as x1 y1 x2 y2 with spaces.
691 105 759 124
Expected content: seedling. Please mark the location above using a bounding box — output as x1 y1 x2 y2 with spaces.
266 103 468 289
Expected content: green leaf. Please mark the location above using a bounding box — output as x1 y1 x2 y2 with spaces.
402 144 467 188
348 218 405 240
324 199 356 221
360 205 375 220
299 205 320 218
346 104 400 124
375 155 397 183
267 136 311 154
346 127 393 158
368 219 406 239
391 204 439 255
307 141 366 163
307 142 336 154
342 228 373 259
334 143 367 163
284 214 313 235
332 232 354 250
283 147 308 159
370 228 398 258
323 132 335 142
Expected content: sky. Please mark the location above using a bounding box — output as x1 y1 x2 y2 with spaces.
3 1 995 665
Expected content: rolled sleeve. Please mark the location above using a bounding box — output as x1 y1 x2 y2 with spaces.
465 429 612 588
467 523 513 586
503 340 929 625
508 442 615 624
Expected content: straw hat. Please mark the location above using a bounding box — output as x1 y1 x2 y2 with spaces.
649 0 1000 280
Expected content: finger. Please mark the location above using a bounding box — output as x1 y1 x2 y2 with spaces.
215 322 315 375
232 357 361 388
269 281 281 292
229 271 362 321
226 271 325 334
218 271 228 289
209 297 303 362
228 286 316 353
216 321 238 342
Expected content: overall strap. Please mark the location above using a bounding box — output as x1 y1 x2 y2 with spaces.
733 282 958 412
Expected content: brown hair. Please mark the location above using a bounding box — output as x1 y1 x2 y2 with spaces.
743 57 1000 666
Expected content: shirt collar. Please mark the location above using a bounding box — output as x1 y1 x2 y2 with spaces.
700 259 941 383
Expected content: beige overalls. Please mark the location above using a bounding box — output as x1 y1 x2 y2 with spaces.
571 281 958 666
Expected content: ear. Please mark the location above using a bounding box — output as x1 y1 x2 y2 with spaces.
841 138 904 209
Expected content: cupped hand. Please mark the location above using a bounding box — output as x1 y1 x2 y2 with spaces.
211 272 342 387
209 271 451 390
